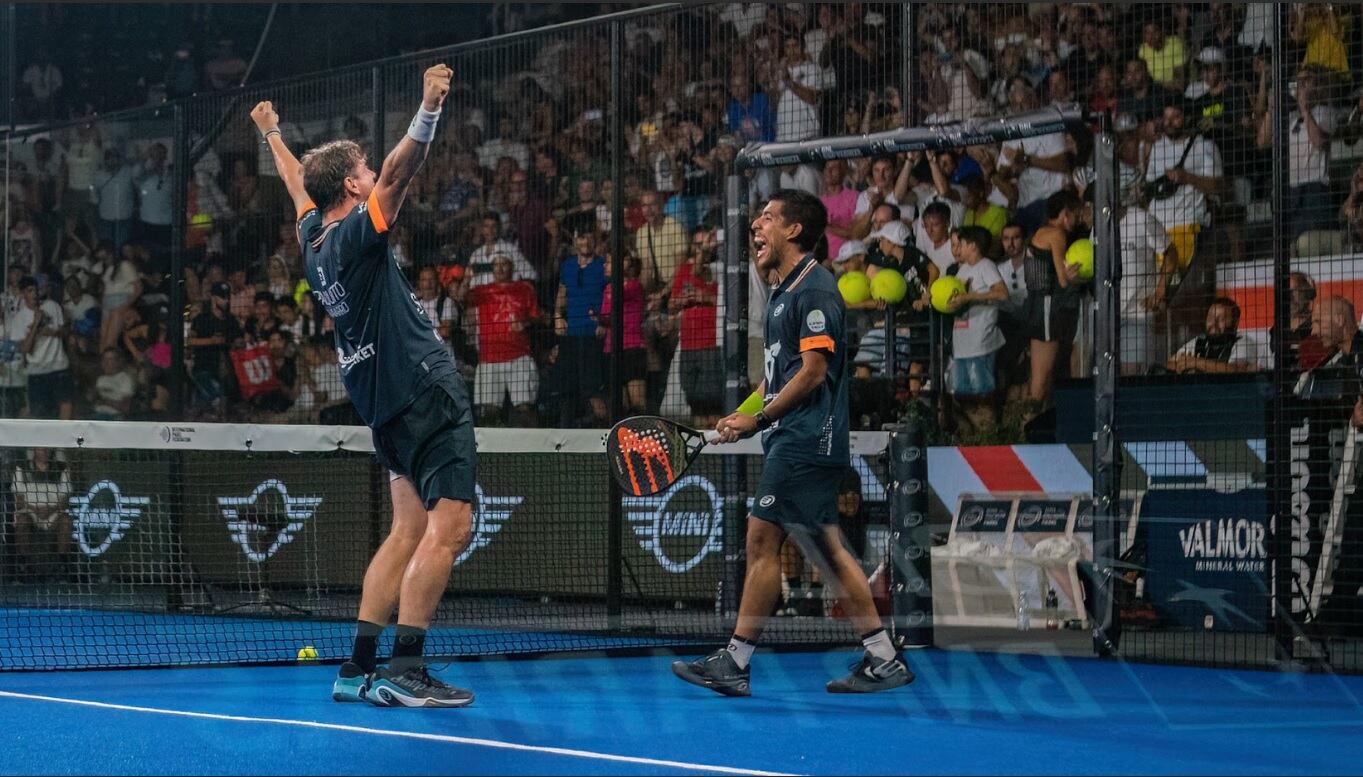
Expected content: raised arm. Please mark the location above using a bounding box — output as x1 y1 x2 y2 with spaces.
371 64 452 225
251 101 311 215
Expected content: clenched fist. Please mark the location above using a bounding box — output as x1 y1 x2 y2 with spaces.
422 64 453 112
251 101 279 134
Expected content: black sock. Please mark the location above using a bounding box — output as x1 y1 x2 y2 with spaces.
391 624 427 671
350 620 384 673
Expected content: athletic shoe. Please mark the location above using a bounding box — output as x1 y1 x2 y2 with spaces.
366 665 475 708
826 652 915 693
331 662 370 703
671 648 751 697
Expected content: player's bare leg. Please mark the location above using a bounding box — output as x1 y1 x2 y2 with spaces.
334 476 428 702
367 497 475 708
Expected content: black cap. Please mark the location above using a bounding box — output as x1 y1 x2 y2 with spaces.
210 281 231 299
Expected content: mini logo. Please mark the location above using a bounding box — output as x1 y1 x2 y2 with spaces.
759 495 776 507
623 475 724 574
160 426 195 444
806 309 826 333
904 511 924 527
772 303 786 318
456 484 524 565
70 480 150 558
218 479 323 563
907 577 929 594
961 505 984 528
899 479 921 496
1017 506 1042 529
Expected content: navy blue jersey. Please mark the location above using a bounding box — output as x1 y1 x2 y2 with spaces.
761 254 849 466
300 193 454 428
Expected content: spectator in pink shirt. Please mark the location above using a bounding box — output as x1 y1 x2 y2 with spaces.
598 254 647 415
818 159 859 258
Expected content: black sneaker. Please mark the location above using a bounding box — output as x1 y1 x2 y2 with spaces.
826 652 915 693
671 648 752 697
331 661 370 703
367 665 475 708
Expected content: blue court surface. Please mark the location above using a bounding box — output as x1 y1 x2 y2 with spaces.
1 649 1361 775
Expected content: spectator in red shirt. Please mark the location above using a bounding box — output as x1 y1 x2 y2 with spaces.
598 254 647 415
468 254 541 426
669 226 723 427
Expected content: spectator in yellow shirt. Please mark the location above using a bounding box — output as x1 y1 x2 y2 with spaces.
1138 19 1188 90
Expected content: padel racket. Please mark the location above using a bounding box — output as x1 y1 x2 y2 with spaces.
606 415 719 497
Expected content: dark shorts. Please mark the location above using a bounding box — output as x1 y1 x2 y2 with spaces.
1022 293 1080 344
27 370 73 418
615 347 647 383
372 371 476 510
679 347 723 412
560 335 605 399
751 458 843 530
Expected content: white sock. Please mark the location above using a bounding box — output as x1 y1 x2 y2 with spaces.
861 628 897 662
726 636 756 669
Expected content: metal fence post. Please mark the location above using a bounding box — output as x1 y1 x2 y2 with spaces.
1268 2 1295 663
605 17 625 622
1091 113 1120 656
169 103 188 419
722 173 750 619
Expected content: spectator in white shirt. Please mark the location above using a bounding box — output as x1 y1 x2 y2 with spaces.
90 347 137 420
771 35 835 142
1167 298 1263 374
1257 66 1340 240
465 214 537 289
136 142 174 257
1145 100 1223 273
14 276 72 420
996 81 1071 233
476 114 531 172
91 148 136 250
1119 203 1179 374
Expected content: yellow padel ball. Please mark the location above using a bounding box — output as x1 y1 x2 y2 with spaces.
930 276 967 314
838 270 871 305
869 268 909 304
1066 238 1094 282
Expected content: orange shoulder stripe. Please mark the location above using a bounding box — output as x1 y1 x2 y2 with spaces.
366 191 389 234
800 335 835 353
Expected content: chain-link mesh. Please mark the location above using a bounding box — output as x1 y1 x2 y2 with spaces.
4 3 1363 672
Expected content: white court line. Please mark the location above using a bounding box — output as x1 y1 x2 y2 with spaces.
0 690 794 776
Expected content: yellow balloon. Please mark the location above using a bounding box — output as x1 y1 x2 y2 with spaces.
1066 238 1094 282
838 270 872 305
930 276 966 314
869 269 909 304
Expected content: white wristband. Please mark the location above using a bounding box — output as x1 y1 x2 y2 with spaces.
407 105 440 143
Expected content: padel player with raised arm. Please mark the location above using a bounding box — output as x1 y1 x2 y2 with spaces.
252 64 477 708
672 189 914 695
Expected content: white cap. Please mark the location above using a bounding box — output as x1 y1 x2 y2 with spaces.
834 240 867 263
867 220 911 247
1197 47 1225 65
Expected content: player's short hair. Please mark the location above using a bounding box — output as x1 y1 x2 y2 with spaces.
300 139 366 213
768 188 827 252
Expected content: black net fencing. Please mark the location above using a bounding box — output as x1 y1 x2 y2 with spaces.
3 2 1363 674
0 419 894 670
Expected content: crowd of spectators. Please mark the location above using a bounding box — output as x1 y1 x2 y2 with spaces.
4 3 1363 442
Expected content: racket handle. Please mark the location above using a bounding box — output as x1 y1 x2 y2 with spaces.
702 430 721 444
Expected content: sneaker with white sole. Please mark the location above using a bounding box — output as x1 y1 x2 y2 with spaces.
826 652 915 693
366 665 474 708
